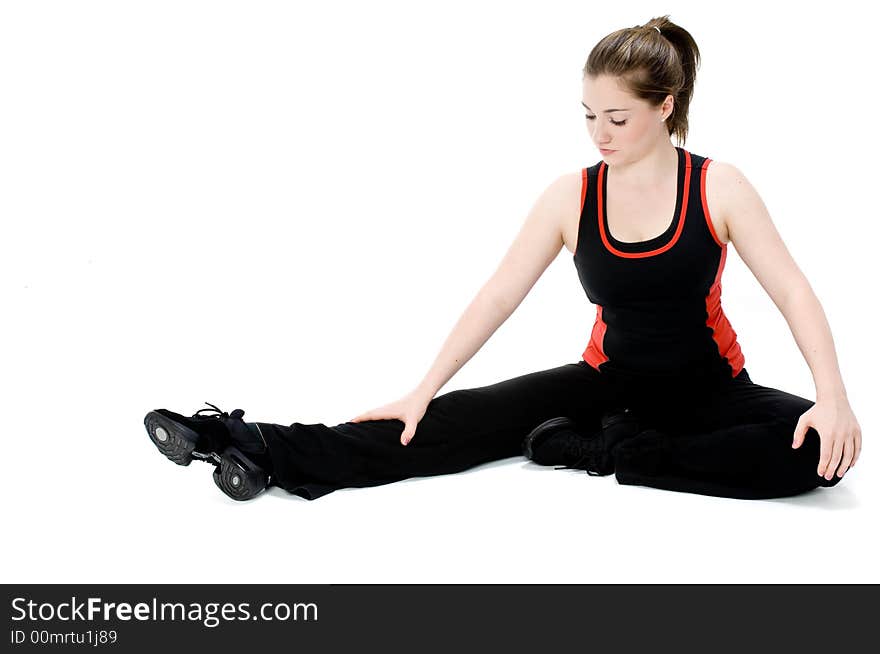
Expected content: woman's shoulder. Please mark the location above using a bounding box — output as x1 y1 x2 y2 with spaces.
701 157 741 245
551 169 589 255
538 169 586 212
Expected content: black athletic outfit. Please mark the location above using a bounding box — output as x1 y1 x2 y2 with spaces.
257 146 842 500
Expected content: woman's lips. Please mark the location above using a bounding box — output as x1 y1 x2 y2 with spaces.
600 148 616 155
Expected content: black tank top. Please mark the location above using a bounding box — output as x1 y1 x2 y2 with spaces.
573 146 746 384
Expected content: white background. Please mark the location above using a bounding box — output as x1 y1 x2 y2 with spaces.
2 0 877 583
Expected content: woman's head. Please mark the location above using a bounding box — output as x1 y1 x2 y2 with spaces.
582 15 700 160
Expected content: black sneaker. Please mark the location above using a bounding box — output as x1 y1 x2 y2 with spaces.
143 402 272 501
522 409 643 476
600 407 644 455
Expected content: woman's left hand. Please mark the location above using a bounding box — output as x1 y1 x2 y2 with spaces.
792 397 862 479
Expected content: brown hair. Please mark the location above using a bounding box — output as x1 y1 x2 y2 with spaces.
582 15 701 146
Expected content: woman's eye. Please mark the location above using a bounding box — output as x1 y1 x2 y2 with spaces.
584 114 626 126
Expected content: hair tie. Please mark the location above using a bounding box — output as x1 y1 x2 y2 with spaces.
653 26 661 34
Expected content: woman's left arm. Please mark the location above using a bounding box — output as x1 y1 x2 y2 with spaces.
709 161 862 479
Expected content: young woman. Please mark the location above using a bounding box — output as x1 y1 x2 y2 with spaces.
144 15 862 502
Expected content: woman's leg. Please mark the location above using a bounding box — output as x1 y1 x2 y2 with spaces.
611 369 845 500
257 360 614 499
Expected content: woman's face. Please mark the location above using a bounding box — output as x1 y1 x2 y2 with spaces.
581 74 673 162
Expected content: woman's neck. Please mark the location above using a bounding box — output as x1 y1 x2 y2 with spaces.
608 142 678 189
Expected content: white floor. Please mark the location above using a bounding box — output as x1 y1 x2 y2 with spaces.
3 392 874 584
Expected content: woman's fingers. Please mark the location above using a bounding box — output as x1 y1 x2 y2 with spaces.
401 421 416 446
823 437 844 480
350 410 393 423
351 413 416 446
836 438 854 477
348 392 430 447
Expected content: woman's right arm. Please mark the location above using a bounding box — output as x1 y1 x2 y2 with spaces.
350 171 580 445
412 171 580 401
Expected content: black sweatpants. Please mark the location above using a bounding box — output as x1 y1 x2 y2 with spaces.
256 360 843 501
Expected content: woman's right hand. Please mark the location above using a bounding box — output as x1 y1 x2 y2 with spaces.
349 388 433 446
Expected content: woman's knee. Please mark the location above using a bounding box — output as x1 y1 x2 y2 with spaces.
783 425 845 489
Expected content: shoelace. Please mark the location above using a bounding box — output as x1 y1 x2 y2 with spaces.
554 435 607 476
193 401 245 421
192 402 267 450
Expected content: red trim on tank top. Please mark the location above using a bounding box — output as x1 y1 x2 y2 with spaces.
580 167 588 213
598 149 692 259
705 244 746 377
700 158 724 248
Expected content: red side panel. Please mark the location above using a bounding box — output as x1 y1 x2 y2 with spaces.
582 304 609 371
705 245 745 378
